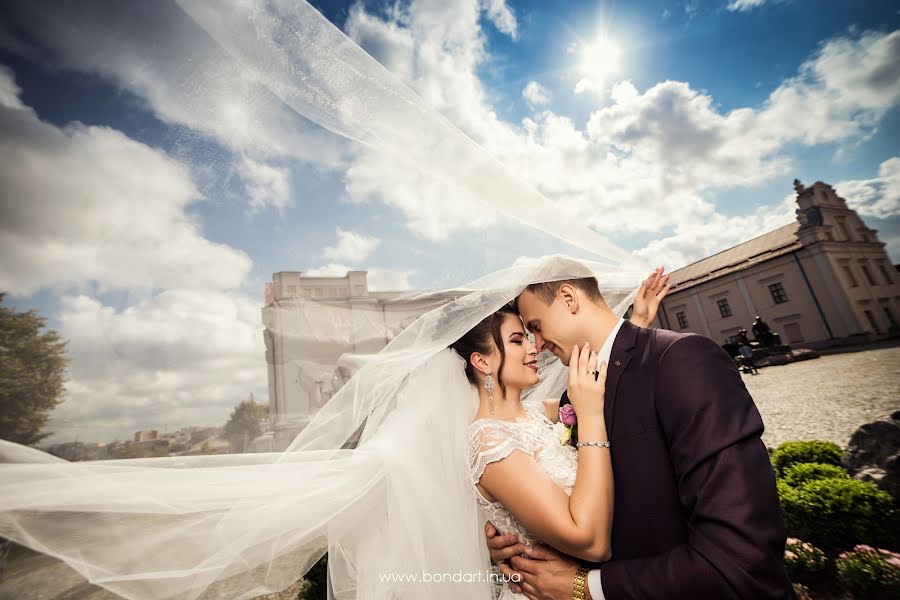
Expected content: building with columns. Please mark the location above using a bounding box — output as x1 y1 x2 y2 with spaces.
258 272 467 451
651 180 900 347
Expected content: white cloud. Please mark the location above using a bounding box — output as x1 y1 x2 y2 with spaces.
835 157 900 220
239 157 291 214
323 228 380 263
758 30 900 145
0 65 24 109
727 0 771 11
0 0 350 213
633 196 797 269
47 290 266 442
523 81 551 106
0 70 252 296
367 268 414 291
480 0 518 38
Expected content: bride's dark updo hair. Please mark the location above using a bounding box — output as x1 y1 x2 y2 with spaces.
449 303 518 396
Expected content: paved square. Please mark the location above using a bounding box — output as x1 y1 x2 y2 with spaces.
742 345 899 449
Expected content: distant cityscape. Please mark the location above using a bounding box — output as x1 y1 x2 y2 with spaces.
43 426 230 461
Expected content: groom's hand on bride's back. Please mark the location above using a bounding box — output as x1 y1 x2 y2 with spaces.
485 521 524 562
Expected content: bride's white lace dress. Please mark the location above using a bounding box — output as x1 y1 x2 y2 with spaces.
467 400 579 599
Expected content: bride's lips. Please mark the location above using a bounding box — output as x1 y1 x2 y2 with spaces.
524 360 538 371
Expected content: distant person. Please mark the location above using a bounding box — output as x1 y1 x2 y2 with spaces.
739 344 759 375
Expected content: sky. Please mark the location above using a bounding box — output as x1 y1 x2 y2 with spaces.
1 0 898 443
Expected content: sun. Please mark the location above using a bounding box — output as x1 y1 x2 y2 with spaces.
580 34 622 84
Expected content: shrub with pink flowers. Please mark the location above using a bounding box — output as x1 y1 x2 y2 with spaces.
836 545 900 598
783 538 826 581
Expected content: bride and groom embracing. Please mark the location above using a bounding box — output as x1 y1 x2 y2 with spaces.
450 260 796 600
0 257 796 600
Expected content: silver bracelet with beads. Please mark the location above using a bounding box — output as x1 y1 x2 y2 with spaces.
575 440 611 449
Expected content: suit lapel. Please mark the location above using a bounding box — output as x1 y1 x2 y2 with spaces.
604 320 639 436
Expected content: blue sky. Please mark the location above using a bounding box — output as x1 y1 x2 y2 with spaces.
1 0 898 442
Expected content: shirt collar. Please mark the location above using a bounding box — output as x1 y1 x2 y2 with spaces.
597 318 625 366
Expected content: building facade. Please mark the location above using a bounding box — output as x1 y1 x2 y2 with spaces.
651 180 900 347
259 272 467 451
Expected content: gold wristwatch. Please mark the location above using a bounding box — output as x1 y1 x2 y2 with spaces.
573 565 589 600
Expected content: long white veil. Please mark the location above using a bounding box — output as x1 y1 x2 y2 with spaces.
0 1 652 598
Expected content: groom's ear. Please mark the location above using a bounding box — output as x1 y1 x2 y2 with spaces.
558 284 579 315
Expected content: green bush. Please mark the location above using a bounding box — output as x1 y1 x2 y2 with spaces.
781 462 848 487
778 477 897 553
837 545 900 599
771 440 843 477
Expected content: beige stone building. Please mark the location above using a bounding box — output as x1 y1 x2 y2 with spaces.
259 272 467 451
651 180 900 347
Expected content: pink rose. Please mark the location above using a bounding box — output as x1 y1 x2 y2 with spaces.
559 404 577 426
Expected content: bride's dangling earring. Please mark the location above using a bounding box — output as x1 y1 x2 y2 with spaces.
485 373 495 415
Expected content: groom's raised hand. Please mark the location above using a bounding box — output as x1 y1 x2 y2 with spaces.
631 266 670 328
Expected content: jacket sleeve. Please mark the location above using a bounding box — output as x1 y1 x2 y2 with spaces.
598 334 793 600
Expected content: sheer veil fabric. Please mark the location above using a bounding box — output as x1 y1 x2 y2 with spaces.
0 1 652 598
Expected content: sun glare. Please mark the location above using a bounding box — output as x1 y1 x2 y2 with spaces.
580 34 622 83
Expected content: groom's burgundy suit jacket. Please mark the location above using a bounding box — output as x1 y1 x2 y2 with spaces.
559 321 795 599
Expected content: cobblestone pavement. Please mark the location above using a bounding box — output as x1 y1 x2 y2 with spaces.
743 345 900 449
3 346 897 599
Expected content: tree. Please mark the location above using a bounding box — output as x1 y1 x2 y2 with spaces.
0 294 69 445
223 399 267 453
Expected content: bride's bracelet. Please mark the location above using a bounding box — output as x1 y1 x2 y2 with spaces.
573 566 589 600
575 440 611 449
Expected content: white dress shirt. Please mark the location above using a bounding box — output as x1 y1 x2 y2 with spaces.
586 317 624 600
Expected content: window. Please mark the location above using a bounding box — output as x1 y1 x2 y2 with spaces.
287 285 298 295
769 282 788 304
883 304 898 330
878 263 894 285
842 265 858 287
676 311 688 329
861 264 876 286
303 288 313 297
864 310 881 334
314 288 323 297
716 298 732 318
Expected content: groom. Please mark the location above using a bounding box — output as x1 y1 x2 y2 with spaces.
488 262 795 599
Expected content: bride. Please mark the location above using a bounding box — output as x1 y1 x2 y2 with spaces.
454 270 666 599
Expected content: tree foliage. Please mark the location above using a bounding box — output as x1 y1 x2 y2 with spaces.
0 293 69 445
223 399 267 452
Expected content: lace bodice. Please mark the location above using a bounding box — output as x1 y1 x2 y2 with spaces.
466 400 579 546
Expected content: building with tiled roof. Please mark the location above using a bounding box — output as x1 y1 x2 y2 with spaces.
651 180 899 348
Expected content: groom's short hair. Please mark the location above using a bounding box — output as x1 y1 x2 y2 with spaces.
516 258 605 311
518 278 604 309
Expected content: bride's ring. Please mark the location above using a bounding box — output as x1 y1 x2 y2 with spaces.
586 369 598 376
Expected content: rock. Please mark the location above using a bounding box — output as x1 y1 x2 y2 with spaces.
844 412 900 498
